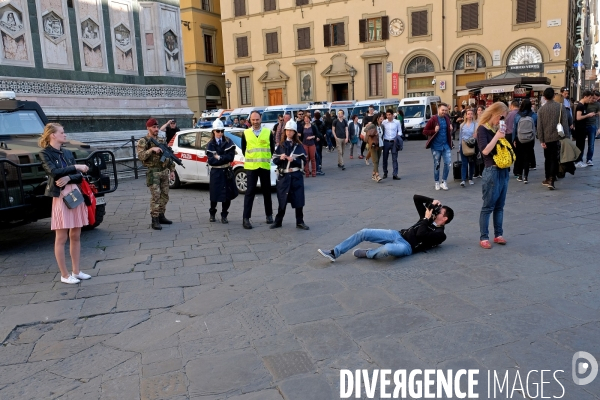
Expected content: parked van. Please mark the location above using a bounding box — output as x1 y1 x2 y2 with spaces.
306 101 331 118
229 106 267 126
261 104 308 130
329 100 357 120
352 99 400 123
398 96 441 139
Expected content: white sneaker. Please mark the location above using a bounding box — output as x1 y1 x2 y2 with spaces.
469 180 475 185
576 161 588 168
73 272 91 280
440 181 449 190
460 181 465 187
435 182 440 191
586 160 594 166
61 275 80 284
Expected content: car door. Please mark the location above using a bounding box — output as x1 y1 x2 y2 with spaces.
196 131 211 181
175 132 198 180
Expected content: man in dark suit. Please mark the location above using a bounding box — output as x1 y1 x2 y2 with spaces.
348 114 362 159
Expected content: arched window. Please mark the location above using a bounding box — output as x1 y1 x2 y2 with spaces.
455 52 486 70
406 56 434 74
206 84 221 96
507 45 543 65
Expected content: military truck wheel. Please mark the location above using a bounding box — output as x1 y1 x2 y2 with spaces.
169 170 181 189
82 204 105 230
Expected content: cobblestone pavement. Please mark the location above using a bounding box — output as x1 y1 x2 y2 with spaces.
1 141 599 399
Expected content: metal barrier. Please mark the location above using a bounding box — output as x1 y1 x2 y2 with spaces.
82 136 143 180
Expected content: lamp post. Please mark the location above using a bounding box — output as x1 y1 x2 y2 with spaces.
349 66 357 100
225 78 232 109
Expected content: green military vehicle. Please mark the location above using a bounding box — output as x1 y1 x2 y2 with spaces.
0 91 118 228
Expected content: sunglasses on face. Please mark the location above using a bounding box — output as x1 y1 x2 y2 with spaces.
215 130 224 133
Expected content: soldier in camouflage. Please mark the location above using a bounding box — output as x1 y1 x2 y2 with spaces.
137 118 176 230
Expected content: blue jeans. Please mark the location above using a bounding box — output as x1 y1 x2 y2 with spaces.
431 148 452 182
479 166 509 241
586 125 596 161
315 143 322 170
325 129 334 148
459 145 475 181
382 140 399 176
334 229 413 260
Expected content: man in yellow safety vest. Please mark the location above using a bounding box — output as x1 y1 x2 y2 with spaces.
241 110 275 229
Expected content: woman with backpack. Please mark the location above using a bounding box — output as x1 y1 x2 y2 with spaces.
513 99 538 184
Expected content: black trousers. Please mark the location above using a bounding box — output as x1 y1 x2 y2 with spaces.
574 131 586 162
543 141 560 181
275 206 303 225
361 141 367 156
243 169 273 219
210 201 230 217
513 139 535 178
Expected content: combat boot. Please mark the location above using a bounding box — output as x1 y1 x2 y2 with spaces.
209 213 216 222
158 213 172 224
151 217 162 230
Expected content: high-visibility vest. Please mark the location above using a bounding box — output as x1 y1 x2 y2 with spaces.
243 128 272 170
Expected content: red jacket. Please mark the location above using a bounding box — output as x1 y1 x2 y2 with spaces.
423 114 454 150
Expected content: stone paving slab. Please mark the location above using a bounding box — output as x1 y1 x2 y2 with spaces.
1 140 599 399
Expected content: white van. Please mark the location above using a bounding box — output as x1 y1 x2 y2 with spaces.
329 100 357 120
260 104 308 130
229 106 266 126
306 101 331 119
352 99 400 123
398 96 441 139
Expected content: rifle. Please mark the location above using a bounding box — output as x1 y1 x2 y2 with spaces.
148 137 185 168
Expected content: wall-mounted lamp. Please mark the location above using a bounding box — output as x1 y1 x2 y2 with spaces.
181 21 191 30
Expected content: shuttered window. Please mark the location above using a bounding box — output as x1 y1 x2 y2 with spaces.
236 36 248 58
296 0 308 5
264 0 276 12
411 10 428 37
240 76 251 105
516 0 536 23
461 3 479 31
234 0 245 17
204 35 214 63
359 17 387 42
368 63 383 97
266 32 278 54
297 27 311 50
324 22 345 47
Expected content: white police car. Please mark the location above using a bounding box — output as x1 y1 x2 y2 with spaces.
168 126 277 194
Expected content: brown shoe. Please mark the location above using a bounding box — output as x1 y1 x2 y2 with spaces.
542 179 551 187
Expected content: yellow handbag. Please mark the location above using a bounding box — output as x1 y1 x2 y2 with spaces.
493 137 516 169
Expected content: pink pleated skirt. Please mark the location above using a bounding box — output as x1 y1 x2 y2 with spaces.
51 183 89 230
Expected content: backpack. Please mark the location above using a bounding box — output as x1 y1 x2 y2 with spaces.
493 138 516 169
517 115 536 143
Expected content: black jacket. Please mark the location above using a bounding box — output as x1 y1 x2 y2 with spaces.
206 138 238 203
39 146 83 198
400 195 447 253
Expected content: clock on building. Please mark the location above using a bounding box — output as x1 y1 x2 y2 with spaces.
507 45 543 65
389 18 404 37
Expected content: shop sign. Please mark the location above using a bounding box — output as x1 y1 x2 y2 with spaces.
386 62 393 73
547 69 564 74
514 88 528 97
392 73 399 95
507 63 543 73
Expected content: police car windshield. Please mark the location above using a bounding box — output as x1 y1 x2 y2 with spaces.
261 111 283 123
399 105 425 118
0 110 45 134
352 106 371 116
201 117 218 122
230 114 249 122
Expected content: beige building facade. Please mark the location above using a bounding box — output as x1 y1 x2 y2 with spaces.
181 0 227 118
221 0 576 108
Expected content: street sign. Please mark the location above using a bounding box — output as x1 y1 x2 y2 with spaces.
573 62 584 68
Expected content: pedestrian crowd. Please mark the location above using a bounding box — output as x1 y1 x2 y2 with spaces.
39 86 597 283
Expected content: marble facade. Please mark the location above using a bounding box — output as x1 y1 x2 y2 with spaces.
0 0 191 132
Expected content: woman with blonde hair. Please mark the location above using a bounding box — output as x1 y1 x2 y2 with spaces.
476 102 510 249
38 123 92 284
364 113 384 182
459 109 477 186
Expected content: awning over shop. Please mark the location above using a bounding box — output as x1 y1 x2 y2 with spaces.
480 85 516 94
456 89 473 96
523 84 551 91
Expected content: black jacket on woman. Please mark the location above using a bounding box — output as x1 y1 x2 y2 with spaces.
39 146 83 198
298 123 319 145
272 140 306 208
206 138 238 202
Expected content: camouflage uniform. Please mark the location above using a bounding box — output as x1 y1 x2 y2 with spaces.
137 135 175 218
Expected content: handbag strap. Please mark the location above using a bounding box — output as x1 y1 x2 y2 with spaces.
558 103 562 124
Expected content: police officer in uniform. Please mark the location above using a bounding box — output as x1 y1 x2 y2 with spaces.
271 120 309 230
241 110 275 229
137 118 176 230
206 119 238 223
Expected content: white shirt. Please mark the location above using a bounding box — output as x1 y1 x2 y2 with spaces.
382 119 401 140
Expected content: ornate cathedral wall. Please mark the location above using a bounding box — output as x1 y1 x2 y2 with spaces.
0 0 192 132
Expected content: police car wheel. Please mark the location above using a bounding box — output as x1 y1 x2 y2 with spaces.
234 169 247 194
169 170 181 189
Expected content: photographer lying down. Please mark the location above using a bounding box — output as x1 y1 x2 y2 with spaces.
318 194 453 261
